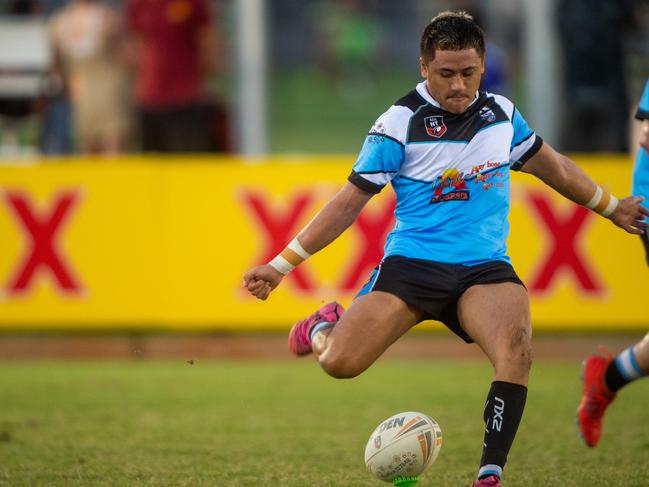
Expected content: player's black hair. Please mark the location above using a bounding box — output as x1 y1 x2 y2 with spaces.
420 11 485 62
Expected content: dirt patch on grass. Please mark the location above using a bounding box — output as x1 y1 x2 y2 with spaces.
0 332 644 361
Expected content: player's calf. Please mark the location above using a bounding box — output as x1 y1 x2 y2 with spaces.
477 380 527 484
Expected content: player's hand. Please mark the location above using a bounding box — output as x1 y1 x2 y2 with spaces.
243 264 285 300
608 196 649 235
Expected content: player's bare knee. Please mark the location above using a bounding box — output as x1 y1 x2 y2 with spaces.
509 325 532 369
495 324 532 373
319 350 365 379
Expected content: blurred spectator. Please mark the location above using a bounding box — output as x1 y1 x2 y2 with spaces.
313 0 381 99
126 0 229 153
39 80 74 155
39 0 74 155
49 0 132 155
557 0 640 152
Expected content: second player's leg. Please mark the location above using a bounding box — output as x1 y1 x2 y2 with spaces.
312 291 423 379
632 332 649 371
577 331 649 448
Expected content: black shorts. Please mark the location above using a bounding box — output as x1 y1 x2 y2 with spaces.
355 255 525 343
642 232 649 266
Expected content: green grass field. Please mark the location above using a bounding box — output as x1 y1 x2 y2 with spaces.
1 359 648 486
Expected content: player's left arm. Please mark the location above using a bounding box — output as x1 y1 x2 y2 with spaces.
521 142 649 234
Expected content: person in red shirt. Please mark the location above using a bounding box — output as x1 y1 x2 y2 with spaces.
126 0 227 152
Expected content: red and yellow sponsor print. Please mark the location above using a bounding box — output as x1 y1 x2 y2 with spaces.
0 155 647 330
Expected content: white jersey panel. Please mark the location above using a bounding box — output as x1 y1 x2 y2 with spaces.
400 122 514 182
369 105 415 145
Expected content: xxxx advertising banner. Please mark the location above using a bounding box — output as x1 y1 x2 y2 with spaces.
0 155 646 331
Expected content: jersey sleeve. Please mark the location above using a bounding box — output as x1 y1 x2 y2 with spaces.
509 107 543 171
635 79 649 121
348 106 409 194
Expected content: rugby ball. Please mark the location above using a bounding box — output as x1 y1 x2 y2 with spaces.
364 411 442 482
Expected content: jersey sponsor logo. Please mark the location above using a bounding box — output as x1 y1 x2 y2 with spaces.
470 161 505 175
480 106 496 123
370 121 387 135
431 191 469 203
424 115 447 138
430 168 469 204
429 163 507 204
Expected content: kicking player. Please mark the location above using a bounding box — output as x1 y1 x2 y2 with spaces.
244 12 648 486
577 77 649 448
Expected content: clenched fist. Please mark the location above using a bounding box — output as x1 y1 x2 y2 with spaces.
243 264 285 300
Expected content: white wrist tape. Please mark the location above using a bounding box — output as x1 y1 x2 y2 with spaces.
585 185 619 217
268 255 294 275
268 238 312 275
585 186 603 210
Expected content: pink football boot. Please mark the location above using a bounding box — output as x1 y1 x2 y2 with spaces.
470 475 501 487
287 302 344 356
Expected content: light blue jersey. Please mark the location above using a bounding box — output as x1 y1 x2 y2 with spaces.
348 82 542 266
633 78 649 205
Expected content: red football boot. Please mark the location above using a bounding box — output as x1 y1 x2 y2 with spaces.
577 354 617 447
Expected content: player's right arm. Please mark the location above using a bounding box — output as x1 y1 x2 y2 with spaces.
243 183 373 300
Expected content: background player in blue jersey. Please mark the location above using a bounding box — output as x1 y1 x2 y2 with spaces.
577 78 649 449
244 12 648 487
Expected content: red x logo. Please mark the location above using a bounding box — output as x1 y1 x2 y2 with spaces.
4 190 82 294
242 190 316 291
527 191 602 293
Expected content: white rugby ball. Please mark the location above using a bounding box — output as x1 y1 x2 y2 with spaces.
364 411 442 482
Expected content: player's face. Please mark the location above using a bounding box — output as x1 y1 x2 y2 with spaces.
420 49 485 114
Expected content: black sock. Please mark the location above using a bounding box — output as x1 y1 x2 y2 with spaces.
604 360 631 393
479 381 528 479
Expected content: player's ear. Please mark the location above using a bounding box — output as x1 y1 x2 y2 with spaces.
419 57 428 79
